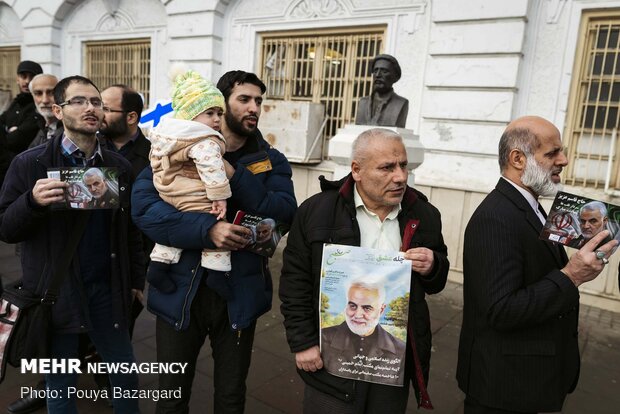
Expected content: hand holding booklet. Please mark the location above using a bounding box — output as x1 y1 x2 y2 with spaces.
47 167 120 210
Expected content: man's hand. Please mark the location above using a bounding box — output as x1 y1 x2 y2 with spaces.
32 178 68 207
295 345 323 372
404 247 434 276
561 230 618 287
208 221 252 250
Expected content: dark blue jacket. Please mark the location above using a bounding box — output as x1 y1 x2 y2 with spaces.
132 132 296 331
0 134 145 333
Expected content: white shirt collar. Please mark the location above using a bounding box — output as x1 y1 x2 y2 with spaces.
502 176 545 221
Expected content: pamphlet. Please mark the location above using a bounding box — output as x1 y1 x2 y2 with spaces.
47 167 120 210
232 211 289 257
540 191 620 249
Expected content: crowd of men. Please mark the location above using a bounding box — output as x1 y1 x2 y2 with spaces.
0 56 618 414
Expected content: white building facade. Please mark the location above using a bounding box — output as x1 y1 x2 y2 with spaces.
2 0 620 309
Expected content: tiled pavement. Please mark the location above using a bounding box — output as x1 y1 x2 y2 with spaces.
1 240 619 413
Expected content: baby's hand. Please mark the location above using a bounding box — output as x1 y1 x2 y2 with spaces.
211 200 227 220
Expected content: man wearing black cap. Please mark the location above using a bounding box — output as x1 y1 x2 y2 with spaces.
355 54 409 128
0 60 43 186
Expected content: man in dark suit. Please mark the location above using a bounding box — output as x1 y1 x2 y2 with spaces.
355 54 409 128
457 116 618 413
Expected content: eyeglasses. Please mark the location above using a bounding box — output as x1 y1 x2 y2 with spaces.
58 96 104 109
102 107 128 114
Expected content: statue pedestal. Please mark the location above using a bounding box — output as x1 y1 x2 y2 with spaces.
327 124 424 185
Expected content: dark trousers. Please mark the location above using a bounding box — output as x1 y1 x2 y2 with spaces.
303 379 409 414
464 395 537 414
155 282 256 414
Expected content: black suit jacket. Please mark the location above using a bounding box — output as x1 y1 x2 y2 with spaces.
457 178 580 412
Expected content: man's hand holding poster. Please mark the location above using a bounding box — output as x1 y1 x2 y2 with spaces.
319 244 412 386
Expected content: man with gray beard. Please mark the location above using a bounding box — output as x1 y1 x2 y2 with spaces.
457 116 618 413
28 74 63 149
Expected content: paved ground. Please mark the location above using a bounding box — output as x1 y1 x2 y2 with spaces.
1 240 619 413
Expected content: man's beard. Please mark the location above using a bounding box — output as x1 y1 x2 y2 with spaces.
345 313 380 337
36 106 54 120
224 109 256 138
100 117 128 140
521 155 562 197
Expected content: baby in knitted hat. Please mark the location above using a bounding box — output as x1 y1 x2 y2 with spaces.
147 69 232 292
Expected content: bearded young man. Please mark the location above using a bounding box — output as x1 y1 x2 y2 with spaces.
457 116 618 414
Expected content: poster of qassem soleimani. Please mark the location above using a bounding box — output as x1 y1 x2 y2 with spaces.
319 244 412 386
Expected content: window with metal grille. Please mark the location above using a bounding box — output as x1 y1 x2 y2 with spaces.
565 12 620 190
84 38 151 107
259 28 385 139
0 47 21 98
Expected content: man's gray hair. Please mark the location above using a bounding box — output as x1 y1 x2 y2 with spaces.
347 276 386 305
83 167 105 180
351 128 403 164
28 73 58 93
498 127 540 172
580 201 608 218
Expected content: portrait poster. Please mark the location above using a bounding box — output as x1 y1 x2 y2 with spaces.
319 243 412 386
47 167 120 210
539 191 620 249
232 211 289 257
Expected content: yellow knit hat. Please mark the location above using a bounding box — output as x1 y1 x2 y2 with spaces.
171 70 225 121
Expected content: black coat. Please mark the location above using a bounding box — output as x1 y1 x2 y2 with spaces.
0 133 145 333
0 92 40 184
279 174 449 401
457 178 580 412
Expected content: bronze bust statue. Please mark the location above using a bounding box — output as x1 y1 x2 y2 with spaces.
355 54 409 128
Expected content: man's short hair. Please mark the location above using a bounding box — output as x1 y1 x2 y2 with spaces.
580 201 608 218
347 276 386 305
83 167 105 181
54 75 100 105
498 127 540 172
216 71 266 102
351 128 403 164
106 84 144 118
28 74 58 94
257 218 276 229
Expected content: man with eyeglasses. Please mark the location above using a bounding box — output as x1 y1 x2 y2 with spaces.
0 75 145 414
355 54 409 128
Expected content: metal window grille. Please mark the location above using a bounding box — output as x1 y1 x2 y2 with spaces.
259 28 384 139
0 47 21 98
565 12 620 189
84 39 151 107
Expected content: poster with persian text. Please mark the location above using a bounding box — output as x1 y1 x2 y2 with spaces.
319 244 412 386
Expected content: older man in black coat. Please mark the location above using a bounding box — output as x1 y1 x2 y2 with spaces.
457 116 617 413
